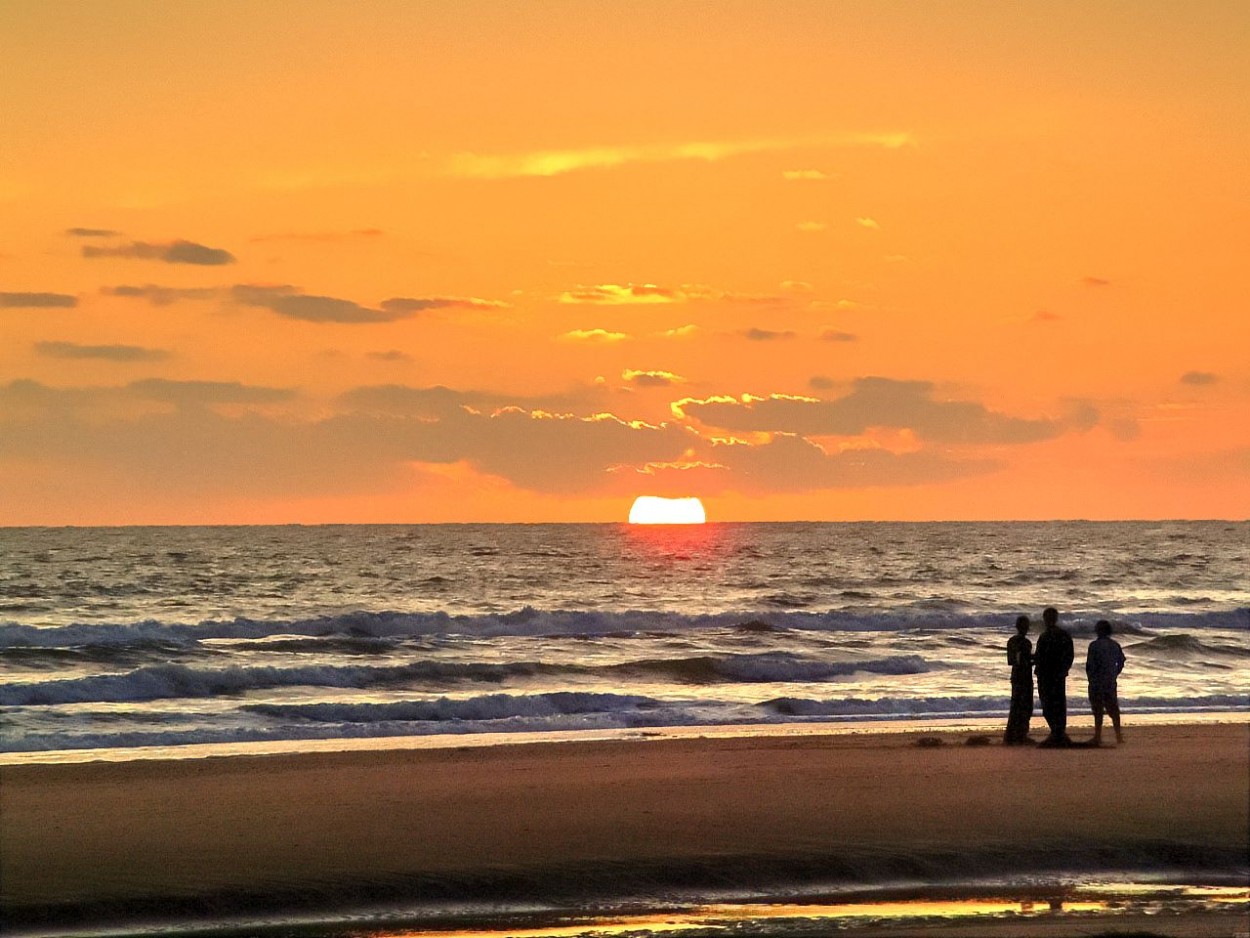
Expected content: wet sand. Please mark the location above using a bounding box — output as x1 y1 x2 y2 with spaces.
2 723 1247 929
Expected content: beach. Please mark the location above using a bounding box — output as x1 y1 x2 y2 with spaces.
3 722 1247 933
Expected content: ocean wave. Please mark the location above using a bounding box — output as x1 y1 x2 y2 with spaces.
0 652 938 706
617 653 932 683
2 606 1245 650
244 691 661 723
1128 634 1250 658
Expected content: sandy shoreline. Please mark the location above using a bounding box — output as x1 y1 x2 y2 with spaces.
2 723 1247 928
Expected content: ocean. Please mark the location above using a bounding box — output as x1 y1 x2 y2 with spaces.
1 521 1246 756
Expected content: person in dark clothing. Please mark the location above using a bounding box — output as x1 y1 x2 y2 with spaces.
1086 619 1126 746
1034 606 1074 747
1003 615 1034 745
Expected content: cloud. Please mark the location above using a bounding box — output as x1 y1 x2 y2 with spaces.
367 350 414 363
0 375 1011 505
781 170 832 181
0 291 77 308
255 294 401 324
250 229 384 243
820 330 858 342
443 133 912 179
1082 276 1111 287
656 324 699 339
809 376 836 390
559 328 629 343
856 217 880 230
103 284 220 306
780 280 814 293
559 283 779 306
35 341 169 362
127 378 294 406
82 240 236 265
796 221 827 233
338 382 612 420
673 377 1082 445
230 286 465 325
741 328 796 341
1031 310 1063 323
380 295 509 314
0 379 691 498
622 369 685 388
559 284 680 305
697 433 997 492
1179 371 1219 386
65 227 121 238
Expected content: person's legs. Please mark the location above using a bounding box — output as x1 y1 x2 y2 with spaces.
1038 674 1065 741
1053 678 1068 741
1037 676 1054 737
1090 687 1105 745
1107 687 1123 743
1005 677 1031 743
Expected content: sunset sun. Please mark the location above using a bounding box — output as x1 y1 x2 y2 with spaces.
628 496 707 525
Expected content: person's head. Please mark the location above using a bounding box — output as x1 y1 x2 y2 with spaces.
1043 607 1058 628
1015 615 1030 634
1096 620 1112 637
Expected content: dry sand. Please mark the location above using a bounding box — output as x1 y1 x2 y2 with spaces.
2 723 1247 926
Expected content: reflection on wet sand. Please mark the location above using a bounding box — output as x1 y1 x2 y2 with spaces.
381 885 1248 938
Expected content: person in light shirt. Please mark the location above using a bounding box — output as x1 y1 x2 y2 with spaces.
1086 620 1127 746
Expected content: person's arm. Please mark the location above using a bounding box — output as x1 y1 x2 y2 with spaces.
1085 643 1095 677
1007 641 1018 667
1062 634 1074 672
1116 643 1126 675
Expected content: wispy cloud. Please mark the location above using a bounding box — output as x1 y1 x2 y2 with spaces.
103 284 219 306
0 291 77 308
35 341 169 362
559 328 629 343
741 328 796 341
65 227 121 238
856 217 880 230
1180 371 1219 386
83 239 236 265
381 296 510 314
622 369 685 388
819 329 858 342
444 133 912 179
782 169 833 181
656 324 699 339
1082 276 1111 287
796 221 827 233
103 283 507 319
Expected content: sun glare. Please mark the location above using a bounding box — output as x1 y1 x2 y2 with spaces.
628 496 707 525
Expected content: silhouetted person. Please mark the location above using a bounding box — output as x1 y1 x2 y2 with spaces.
1034 607 1074 746
1086 620 1126 746
1003 615 1034 744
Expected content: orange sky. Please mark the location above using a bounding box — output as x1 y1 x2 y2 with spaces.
1 1 1247 524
